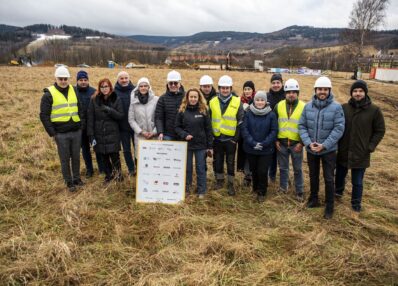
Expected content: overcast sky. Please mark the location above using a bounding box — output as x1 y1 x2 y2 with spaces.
1 0 397 36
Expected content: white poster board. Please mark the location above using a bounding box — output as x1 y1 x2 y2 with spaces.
136 140 187 204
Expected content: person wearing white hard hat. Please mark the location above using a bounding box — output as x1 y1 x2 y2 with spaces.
128 77 158 158
155 70 184 140
114 71 136 176
208 75 244 196
298 76 345 219
274 79 305 201
199 75 216 104
39 66 85 192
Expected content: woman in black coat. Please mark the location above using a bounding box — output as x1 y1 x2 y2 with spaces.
87 78 124 182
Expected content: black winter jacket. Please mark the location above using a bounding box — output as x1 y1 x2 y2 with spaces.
337 96 385 168
75 85 96 132
175 104 213 150
87 92 124 154
40 83 85 137
114 81 135 132
155 86 184 138
267 88 285 110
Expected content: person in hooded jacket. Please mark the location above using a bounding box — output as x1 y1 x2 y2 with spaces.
75 70 105 177
114 71 136 176
335 80 385 212
237 80 255 187
175 88 213 198
87 78 124 183
128 77 158 158
267 73 285 182
155 70 185 140
299 76 345 219
241 91 278 202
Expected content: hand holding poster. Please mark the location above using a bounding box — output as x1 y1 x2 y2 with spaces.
136 140 187 204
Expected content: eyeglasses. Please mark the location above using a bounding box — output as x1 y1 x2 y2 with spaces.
168 81 179 86
100 85 110 89
57 78 68 81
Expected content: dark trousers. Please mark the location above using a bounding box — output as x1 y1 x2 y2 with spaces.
268 149 278 180
214 140 237 178
335 164 366 210
81 131 105 173
120 130 135 173
307 151 336 208
101 152 122 180
54 129 82 185
247 153 272 195
186 149 207 194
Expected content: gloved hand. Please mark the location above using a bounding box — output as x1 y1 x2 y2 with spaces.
253 143 263 150
102 105 111 113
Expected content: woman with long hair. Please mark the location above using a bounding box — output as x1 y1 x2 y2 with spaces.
87 78 124 183
175 88 213 198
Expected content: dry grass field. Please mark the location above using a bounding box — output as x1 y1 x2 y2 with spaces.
0 66 397 285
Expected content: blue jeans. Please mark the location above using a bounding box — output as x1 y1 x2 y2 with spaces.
277 144 303 194
186 149 207 194
163 135 176 141
335 164 366 210
120 130 135 173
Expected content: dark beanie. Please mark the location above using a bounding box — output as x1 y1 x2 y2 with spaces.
77 70 88 81
243 80 255 91
350 80 368 96
271 73 283 83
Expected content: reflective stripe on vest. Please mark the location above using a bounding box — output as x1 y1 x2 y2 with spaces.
277 99 305 141
48 85 81 123
209 96 240 137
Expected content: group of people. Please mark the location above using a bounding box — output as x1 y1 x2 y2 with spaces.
40 66 385 219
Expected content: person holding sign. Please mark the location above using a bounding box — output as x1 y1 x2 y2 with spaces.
175 89 213 198
87 79 124 183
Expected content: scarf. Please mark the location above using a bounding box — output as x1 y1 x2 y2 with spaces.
249 103 272 116
137 92 149 104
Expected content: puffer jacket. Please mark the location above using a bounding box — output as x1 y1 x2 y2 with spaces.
114 81 135 132
128 89 158 148
298 93 345 155
87 92 124 154
154 86 185 138
75 85 96 131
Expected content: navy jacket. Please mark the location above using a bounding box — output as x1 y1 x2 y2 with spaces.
241 109 278 155
114 81 135 132
75 85 96 131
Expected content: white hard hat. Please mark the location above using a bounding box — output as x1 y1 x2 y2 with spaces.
218 75 233 87
284 79 300 91
167 70 181 82
199 75 213 85
54 66 70 78
314 76 332 89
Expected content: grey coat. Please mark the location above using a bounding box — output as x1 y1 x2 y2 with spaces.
299 93 345 155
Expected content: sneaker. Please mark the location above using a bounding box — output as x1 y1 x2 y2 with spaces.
307 198 321 208
257 194 266 203
67 182 77 193
198 194 205 199
352 205 361 212
278 187 288 194
296 193 304 202
323 207 334 219
73 179 84 187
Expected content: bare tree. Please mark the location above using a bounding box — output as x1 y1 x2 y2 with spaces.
349 0 389 66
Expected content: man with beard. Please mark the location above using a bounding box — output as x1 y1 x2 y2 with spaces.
114 71 136 176
299 76 345 219
274 79 305 201
75 70 104 177
335 80 385 212
267 73 285 182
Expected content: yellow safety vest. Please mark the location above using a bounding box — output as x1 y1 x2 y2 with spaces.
277 99 305 141
48 85 80 123
209 96 240 137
